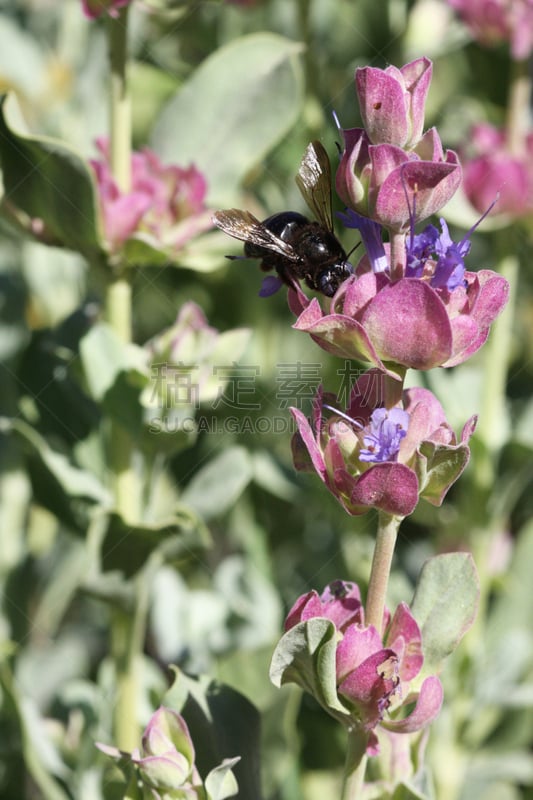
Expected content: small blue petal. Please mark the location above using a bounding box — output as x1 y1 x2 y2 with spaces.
406 218 468 291
359 408 409 463
337 209 388 273
259 275 283 297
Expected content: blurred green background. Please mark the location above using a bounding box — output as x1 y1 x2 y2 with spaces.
0 1 532 799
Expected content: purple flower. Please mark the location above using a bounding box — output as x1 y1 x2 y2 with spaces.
355 58 432 149
90 138 213 253
405 217 469 290
291 372 476 517
279 582 443 753
335 125 462 233
359 407 409 463
81 0 132 18
337 209 388 273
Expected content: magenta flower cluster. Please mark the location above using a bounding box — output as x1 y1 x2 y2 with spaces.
462 122 533 219
447 0 533 60
90 138 213 254
276 580 443 755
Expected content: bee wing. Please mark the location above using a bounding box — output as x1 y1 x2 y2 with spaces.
212 209 300 260
295 140 334 232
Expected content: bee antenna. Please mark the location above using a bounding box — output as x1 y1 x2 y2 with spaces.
346 241 361 259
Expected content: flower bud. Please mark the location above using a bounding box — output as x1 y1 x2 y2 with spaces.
355 58 432 149
132 707 199 791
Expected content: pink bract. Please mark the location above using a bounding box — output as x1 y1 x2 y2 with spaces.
290 266 509 377
284 581 364 632
356 58 432 149
336 127 462 232
284 583 443 749
90 138 213 253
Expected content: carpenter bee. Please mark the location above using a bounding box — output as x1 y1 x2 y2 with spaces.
212 140 355 297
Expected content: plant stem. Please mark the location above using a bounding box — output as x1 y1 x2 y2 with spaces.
105 5 142 753
474 251 517 489
341 728 368 800
105 5 138 520
388 231 406 281
474 56 527 489
365 512 401 635
505 59 530 157
108 6 131 193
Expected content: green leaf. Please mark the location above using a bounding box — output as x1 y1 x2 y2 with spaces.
269 618 349 722
163 669 262 800
181 446 253 519
2 417 109 534
251 449 297 501
418 441 471 506
151 33 304 206
79 322 149 435
142 405 199 454
80 323 148 403
0 662 70 800
411 553 479 674
205 758 240 800
90 507 210 578
391 782 433 800
0 94 103 257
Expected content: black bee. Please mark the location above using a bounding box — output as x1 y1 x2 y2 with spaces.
212 140 354 297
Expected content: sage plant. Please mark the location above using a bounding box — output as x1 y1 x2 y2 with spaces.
266 58 509 798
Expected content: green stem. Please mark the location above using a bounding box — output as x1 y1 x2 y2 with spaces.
105 277 140 520
365 512 401 635
105 6 142 753
474 252 518 489
341 728 368 800
108 6 131 193
105 5 137 517
473 57 527 490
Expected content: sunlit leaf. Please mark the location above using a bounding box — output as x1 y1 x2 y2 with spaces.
411 553 479 674
0 94 103 257
151 34 304 206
